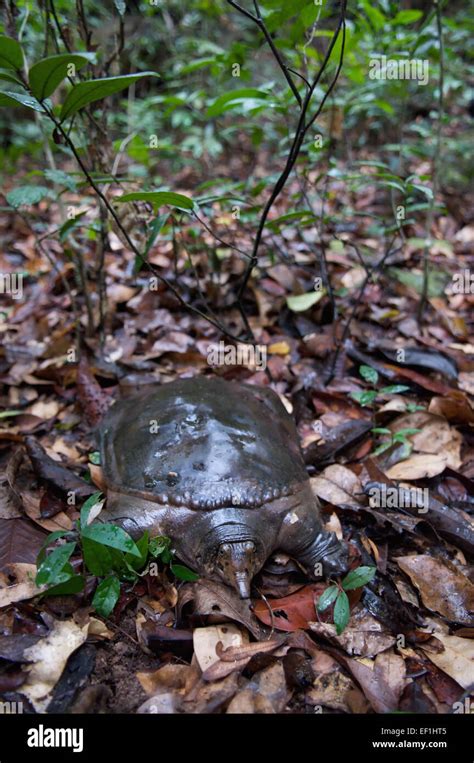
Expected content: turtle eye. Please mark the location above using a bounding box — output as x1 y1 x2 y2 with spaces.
244 541 255 552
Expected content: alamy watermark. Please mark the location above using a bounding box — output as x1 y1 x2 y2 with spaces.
446 269 474 295
368 484 429 513
0 272 24 300
0 700 23 713
207 341 267 371
369 55 429 85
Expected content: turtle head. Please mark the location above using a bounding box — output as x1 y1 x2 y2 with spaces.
214 540 261 599
191 511 274 599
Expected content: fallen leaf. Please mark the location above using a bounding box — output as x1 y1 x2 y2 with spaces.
396 555 474 625
422 632 474 690
0 518 47 570
179 580 264 639
386 454 447 480
22 618 89 711
25 437 95 497
193 624 245 672
309 607 396 657
306 669 367 713
253 584 325 632
268 341 290 355
345 650 406 713
311 465 363 505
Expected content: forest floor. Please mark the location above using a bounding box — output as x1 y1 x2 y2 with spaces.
0 107 473 714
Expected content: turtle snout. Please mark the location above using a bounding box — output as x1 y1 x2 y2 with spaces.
215 540 259 599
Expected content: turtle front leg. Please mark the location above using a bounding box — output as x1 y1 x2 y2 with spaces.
277 492 348 579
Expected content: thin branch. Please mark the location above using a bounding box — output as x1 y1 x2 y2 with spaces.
229 0 347 333
37 100 246 342
325 234 400 383
192 211 250 258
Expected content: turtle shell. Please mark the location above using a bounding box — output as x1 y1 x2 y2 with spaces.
99 376 308 511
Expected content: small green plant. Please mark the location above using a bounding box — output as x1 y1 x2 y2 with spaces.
350 365 410 408
370 426 421 457
35 492 198 618
316 565 376 635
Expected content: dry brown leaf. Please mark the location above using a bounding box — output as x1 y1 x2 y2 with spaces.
306 669 367 713
386 454 447 480
311 464 362 505
309 607 396 657
345 651 406 713
458 373 474 396
226 688 275 713
422 632 474 690
193 624 245 672
268 341 290 356
137 664 190 696
22 618 89 711
396 555 474 625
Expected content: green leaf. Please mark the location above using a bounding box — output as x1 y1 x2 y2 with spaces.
207 88 269 118
149 535 171 558
81 522 141 556
92 576 120 617
371 427 392 435
170 563 199 582
80 491 104 529
286 290 325 312
36 542 76 586
0 409 22 419
334 590 350 635
0 36 24 71
88 451 101 465
82 537 118 576
58 210 88 241
361 2 386 31
342 566 376 591
44 574 84 596
0 89 45 112
379 385 410 395
124 531 149 571
6 185 49 208
37 530 74 566
350 390 377 407
393 10 423 25
388 267 448 298
60 72 159 121
43 168 78 191
393 428 421 438
134 213 169 274
359 365 379 385
29 53 94 100
372 441 393 457
115 191 194 212
0 67 24 86
317 585 339 613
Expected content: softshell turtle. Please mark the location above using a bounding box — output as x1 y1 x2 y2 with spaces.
99 377 347 598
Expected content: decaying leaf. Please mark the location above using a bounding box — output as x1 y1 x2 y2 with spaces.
310 464 363 506
396 555 474 625
309 606 396 657
345 651 406 713
21 618 89 711
253 584 325 632
387 454 448 480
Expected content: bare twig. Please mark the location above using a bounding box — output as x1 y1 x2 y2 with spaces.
227 0 347 337
325 235 400 383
